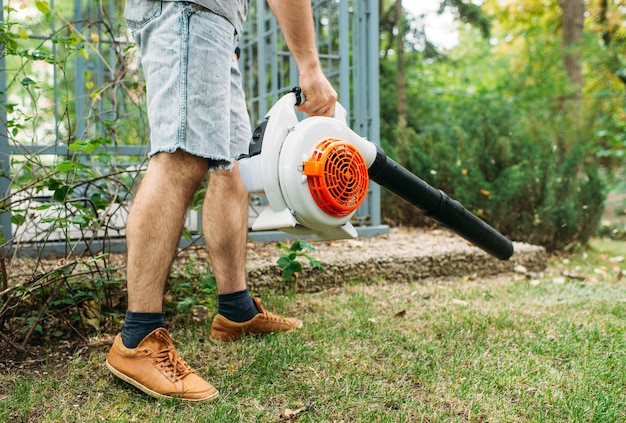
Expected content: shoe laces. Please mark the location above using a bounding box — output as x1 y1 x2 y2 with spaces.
144 331 194 381
254 299 291 324
259 308 288 323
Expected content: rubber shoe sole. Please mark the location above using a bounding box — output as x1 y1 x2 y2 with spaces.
106 359 219 402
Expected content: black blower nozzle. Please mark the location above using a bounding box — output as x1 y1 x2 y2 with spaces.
368 145 514 260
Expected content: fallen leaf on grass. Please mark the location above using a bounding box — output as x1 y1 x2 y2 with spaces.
279 403 311 421
87 335 114 348
594 267 608 276
515 264 542 279
561 271 587 281
228 362 241 374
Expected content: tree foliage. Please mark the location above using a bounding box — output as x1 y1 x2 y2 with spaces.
380 0 624 251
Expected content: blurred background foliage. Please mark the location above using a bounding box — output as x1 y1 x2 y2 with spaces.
380 0 625 251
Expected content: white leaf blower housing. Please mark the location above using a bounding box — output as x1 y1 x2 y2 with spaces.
238 92 378 240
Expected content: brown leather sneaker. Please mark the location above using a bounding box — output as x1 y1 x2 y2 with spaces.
210 297 303 342
106 328 218 402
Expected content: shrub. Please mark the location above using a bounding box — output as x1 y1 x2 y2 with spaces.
0 2 148 347
381 82 606 252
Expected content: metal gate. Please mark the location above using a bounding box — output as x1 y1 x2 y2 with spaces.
0 0 384 255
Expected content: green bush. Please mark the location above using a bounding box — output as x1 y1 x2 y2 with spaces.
380 65 606 251
392 110 604 250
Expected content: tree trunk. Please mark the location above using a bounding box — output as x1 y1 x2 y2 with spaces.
395 0 408 140
559 0 585 149
560 0 585 91
597 0 626 86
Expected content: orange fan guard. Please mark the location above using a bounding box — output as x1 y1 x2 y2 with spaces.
302 138 369 217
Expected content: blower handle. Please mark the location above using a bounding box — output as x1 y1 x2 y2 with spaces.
290 87 348 122
292 87 305 106
368 145 514 260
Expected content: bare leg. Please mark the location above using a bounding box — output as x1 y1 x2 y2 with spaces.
109 152 218 402
126 150 208 312
205 163 304 341
202 162 249 295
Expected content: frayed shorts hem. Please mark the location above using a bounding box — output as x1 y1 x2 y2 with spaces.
149 146 235 171
127 1 251 169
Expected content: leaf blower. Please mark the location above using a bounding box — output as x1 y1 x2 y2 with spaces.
238 89 514 260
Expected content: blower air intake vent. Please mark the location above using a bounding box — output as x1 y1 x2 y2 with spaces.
302 138 369 217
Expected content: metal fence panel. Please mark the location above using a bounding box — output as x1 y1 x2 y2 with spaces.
0 0 384 254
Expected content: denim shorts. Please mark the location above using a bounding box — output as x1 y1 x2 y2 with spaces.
124 1 251 169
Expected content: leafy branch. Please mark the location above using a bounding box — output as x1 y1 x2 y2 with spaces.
0 1 145 349
276 240 324 282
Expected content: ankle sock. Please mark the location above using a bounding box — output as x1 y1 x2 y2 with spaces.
121 311 166 349
217 288 260 322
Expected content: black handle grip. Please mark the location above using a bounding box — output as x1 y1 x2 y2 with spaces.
368 146 514 260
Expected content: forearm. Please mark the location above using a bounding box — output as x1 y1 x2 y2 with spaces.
267 0 337 116
266 0 321 74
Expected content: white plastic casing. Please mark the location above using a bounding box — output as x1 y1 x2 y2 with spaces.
239 92 377 240
279 116 374 231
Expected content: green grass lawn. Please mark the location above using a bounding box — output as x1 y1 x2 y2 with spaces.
1 239 625 422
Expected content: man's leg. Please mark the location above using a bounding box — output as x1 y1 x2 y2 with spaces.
106 150 219 403
126 150 207 313
205 163 303 341
202 162 249 295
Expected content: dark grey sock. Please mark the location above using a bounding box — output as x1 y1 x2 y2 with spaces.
217 288 260 322
120 311 166 349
